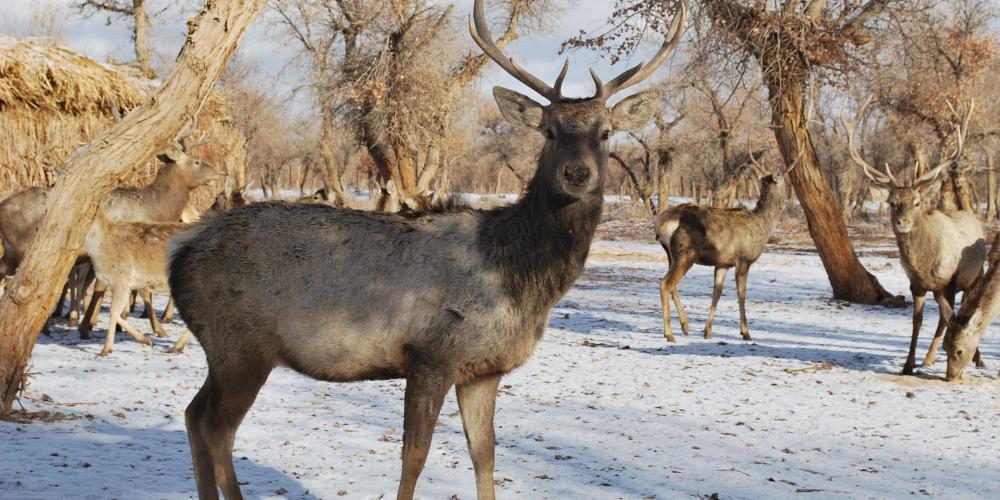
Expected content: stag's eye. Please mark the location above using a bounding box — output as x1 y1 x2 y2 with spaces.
601 130 611 141
545 129 556 140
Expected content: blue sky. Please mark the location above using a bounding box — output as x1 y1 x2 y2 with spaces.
1 0 676 104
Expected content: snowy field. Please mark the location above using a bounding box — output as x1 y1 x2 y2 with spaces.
3 239 1000 499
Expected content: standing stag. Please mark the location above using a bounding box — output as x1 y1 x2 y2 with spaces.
655 142 798 342
842 96 987 375
168 1 686 498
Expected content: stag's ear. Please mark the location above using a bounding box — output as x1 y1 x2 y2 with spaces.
494 87 544 129
611 89 660 131
156 144 184 163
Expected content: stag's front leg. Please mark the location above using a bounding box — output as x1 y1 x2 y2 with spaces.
456 374 501 500
904 290 925 375
704 267 728 339
735 262 751 341
397 369 453 500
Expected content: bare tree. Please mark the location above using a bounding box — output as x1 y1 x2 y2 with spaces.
570 0 901 305
75 0 159 77
0 0 266 418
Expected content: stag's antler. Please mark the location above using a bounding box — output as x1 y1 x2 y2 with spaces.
470 0 686 102
469 0 567 101
593 0 687 100
840 95 898 188
944 99 975 172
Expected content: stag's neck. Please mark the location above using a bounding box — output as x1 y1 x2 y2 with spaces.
752 183 785 228
480 176 603 311
894 214 936 265
138 165 191 215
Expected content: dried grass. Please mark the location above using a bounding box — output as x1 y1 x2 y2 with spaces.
0 35 245 210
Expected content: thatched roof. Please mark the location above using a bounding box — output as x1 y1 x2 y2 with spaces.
0 35 244 206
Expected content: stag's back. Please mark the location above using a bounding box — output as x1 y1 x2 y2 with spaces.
899 209 986 291
655 204 774 267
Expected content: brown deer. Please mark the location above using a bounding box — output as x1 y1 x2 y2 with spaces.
167 1 685 498
75 136 218 336
655 142 798 342
83 211 189 357
842 96 987 375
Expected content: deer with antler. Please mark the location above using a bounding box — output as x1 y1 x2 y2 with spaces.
655 139 799 342
167 1 686 498
841 96 987 375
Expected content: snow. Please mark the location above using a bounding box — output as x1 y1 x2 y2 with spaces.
3 239 1000 499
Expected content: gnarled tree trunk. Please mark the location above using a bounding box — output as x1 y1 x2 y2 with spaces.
0 0 265 418
769 80 896 304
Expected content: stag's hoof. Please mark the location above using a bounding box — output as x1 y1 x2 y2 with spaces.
168 345 184 354
664 333 677 343
703 330 713 340
154 327 169 339
976 359 987 369
97 347 112 357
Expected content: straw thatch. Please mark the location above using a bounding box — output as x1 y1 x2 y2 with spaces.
0 35 245 209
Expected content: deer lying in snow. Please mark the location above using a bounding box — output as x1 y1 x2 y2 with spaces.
655 144 798 342
167 1 685 498
842 96 987 375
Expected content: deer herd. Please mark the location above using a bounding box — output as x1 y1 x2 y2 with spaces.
1 1 997 498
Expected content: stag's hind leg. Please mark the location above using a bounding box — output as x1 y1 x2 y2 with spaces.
924 287 956 367
397 369 453 500
187 357 272 500
99 285 149 356
456 374 501 500
703 266 729 339
79 281 107 339
139 289 168 338
660 253 695 343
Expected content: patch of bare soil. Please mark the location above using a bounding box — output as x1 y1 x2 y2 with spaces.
875 372 1000 387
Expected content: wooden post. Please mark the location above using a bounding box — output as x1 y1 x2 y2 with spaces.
0 0 266 418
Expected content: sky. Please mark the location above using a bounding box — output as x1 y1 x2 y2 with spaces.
0 0 676 107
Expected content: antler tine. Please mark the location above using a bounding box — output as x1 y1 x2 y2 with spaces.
783 148 805 176
599 0 687 99
470 0 558 101
746 136 767 178
839 94 895 187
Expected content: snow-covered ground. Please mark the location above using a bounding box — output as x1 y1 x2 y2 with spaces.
3 240 999 499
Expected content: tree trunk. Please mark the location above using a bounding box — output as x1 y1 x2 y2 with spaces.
769 80 896 304
133 0 155 78
0 0 265 418
990 152 999 222
319 108 346 206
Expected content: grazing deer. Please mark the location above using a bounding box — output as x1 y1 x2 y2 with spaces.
842 96 987 375
168 1 685 498
655 142 798 342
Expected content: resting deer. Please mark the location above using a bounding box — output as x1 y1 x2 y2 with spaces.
842 96 987 375
655 142 798 342
167 1 685 498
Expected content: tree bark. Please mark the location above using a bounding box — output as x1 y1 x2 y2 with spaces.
990 152 998 222
0 0 265 418
769 80 896 304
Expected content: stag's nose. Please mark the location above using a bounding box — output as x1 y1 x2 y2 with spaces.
563 163 592 186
